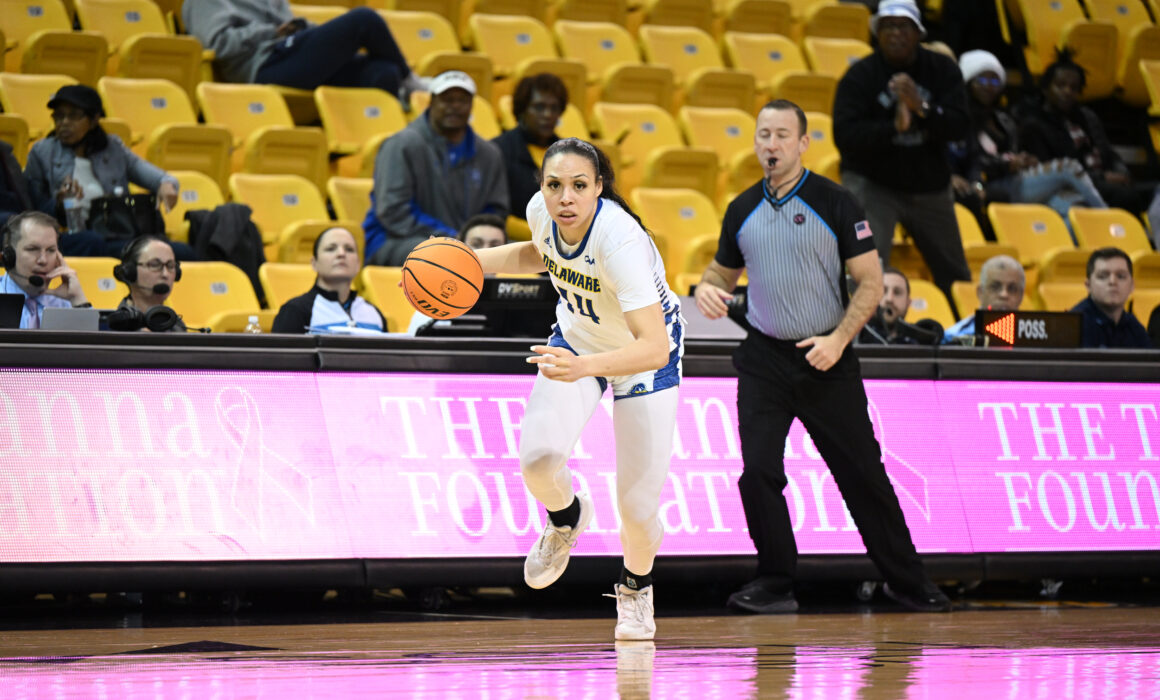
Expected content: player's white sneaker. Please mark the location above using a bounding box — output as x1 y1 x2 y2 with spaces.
606 584 656 641
524 491 594 589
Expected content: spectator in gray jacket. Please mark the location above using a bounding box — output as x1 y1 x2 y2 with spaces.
364 71 509 266
23 85 191 259
183 0 426 101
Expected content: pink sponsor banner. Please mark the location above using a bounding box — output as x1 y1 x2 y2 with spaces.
0 369 352 562
938 380 1160 552
1 368 1157 563
318 373 972 558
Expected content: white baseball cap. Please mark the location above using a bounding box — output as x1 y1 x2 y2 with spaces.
959 50 1007 86
870 0 927 39
429 71 476 97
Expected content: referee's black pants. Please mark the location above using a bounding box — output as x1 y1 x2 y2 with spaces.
733 330 930 594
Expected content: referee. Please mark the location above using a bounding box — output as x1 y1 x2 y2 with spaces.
694 100 951 614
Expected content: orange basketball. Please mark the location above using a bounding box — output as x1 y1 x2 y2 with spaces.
402 238 485 319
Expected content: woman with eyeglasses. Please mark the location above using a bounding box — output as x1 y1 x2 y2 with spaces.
112 235 187 332
950 50 1105 241
23 84 193 259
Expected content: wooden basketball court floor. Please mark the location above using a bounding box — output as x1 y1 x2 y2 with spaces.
1 599 1158 698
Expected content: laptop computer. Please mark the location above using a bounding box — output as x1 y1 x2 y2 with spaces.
40 306 101 331
0 294 25 329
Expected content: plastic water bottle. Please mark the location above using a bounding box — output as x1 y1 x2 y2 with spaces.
243 315 262 334
62 197 84 234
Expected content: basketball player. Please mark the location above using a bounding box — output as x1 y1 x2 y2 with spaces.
474 137 684 641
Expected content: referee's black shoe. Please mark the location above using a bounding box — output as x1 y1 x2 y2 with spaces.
882 581 953 612
726 580 799 614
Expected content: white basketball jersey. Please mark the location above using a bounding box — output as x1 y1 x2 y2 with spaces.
527 192 682 355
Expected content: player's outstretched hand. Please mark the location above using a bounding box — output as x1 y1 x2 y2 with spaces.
527 345 587 383
694 283 732 320
795 333 844 372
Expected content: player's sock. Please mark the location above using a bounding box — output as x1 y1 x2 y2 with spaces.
620 567 653 591
548 496 581 529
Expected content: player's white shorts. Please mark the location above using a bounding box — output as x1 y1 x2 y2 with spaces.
546 308 684 400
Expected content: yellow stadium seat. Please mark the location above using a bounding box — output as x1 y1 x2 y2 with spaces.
553 0 628 25
590 101 718 198
166 261 261 328
327 176 373 223
97 76 233 189
381 10 495 104
64 256 125 310
628 187 720 285
1130 287 1160 322
1069 206 1152 255
0 72 72 140
802 1 870 41
468 14 585 105
207 308 276 333
314 86 407 177
1037 280 1088 311
99 116 132 144
1132 250 1160 288
21 31 109 88
1018 0 1117 98
259 262 317 311
467 13 557 76
553 19 675 113
678 106 755 169
74 0 201 100
162 169 225 242
197 82 329 193
638 24 756 111
377 0 464 39
275 220 364 265
950 280 977 318
905 278 956 327
356 265 413 333
679 232 720 278
677 105 755 203
801 111 837 172
1080 0 1156 102
720 0 793 37
1143 59 1160 117
1038 247 1092 284
987 202 1075 268
722 31 837 113
802 36 873 81
1116 26 1160 108
228 173 331 250
0 113 29 167
955 202 1021 279
0 0 73 72
722 148 765 210
640 0 716 34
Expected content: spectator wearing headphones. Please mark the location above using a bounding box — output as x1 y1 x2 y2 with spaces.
0 211 89 328
110 235 186 332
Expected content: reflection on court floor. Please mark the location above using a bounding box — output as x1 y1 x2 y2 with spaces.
1 607 1159 698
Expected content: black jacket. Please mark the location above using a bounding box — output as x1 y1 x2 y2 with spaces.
1015 100 1129 185
834 47 970 193
0 141 32 225
186 202 266 305
492 126 555 220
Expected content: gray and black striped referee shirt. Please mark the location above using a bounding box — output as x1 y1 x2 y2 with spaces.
715 171 876 341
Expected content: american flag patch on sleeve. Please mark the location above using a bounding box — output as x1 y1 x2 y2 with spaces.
855 220 873 240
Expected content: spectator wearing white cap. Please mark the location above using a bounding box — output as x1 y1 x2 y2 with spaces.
364 71 510 266
833 0 971 299
950 50 1105 242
